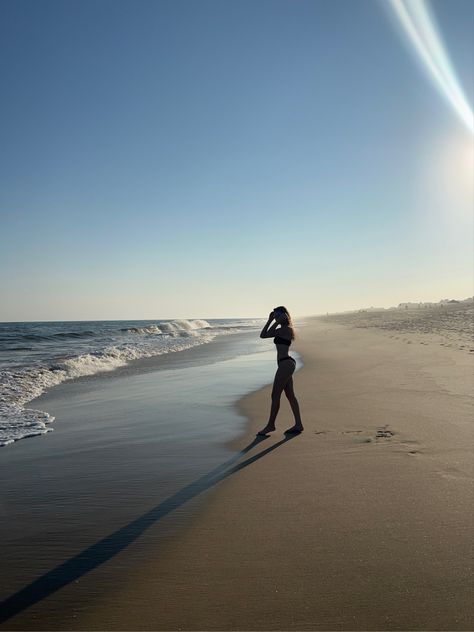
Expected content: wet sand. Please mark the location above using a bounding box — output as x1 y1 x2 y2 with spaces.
0 331 280 630
2 317 473 630
68 318 474 629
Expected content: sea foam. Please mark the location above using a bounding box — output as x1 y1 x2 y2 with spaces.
0 318 260 446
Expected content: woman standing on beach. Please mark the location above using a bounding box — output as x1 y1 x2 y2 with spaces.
257 306 304 436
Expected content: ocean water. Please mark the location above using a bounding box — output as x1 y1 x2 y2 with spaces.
0 318 264 446
0 330 299 622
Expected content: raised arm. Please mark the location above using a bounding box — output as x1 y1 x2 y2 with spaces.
260 312 281 338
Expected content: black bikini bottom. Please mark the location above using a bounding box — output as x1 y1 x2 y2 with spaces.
278 357 296 365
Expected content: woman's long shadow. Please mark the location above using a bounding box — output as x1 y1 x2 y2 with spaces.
0 433 297 623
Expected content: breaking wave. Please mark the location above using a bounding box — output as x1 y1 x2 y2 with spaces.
0 317 263 446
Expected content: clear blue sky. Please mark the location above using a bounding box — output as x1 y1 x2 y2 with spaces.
1 0 472 321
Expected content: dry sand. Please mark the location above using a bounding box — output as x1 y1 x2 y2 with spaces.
315 300 473 354
72 314 474 631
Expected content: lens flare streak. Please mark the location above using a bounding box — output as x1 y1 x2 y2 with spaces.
388 0 473 133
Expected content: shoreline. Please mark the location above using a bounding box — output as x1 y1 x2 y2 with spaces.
0 329 279 630
76 317 473 631
0 321 269 449
1 318 473 630
1 328 264 449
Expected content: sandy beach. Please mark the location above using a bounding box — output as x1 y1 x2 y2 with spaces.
1 311 473 631
2 0 473 628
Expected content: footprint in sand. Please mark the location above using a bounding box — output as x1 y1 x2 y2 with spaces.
368 430 421 457
362 426 395 443
375 427 394 439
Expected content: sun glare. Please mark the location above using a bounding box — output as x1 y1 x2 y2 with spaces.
419 132 474 222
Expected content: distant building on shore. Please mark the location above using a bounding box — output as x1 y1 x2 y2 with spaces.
322 296 472 317
397 298 465 309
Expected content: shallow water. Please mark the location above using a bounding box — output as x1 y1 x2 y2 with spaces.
0 317 265 445
0 330 301 624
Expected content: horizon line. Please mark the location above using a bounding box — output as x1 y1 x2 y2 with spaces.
1 294 472 324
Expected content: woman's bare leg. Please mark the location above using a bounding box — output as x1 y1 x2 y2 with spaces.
284 377 303 431
257 364 294 435
266 390 281 428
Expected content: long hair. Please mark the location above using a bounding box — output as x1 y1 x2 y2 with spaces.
274 305 296 340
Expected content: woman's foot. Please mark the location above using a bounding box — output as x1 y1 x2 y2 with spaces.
257 425 276 436
284 425 304 434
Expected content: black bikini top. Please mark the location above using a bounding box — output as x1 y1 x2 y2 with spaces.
274 335 291 346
